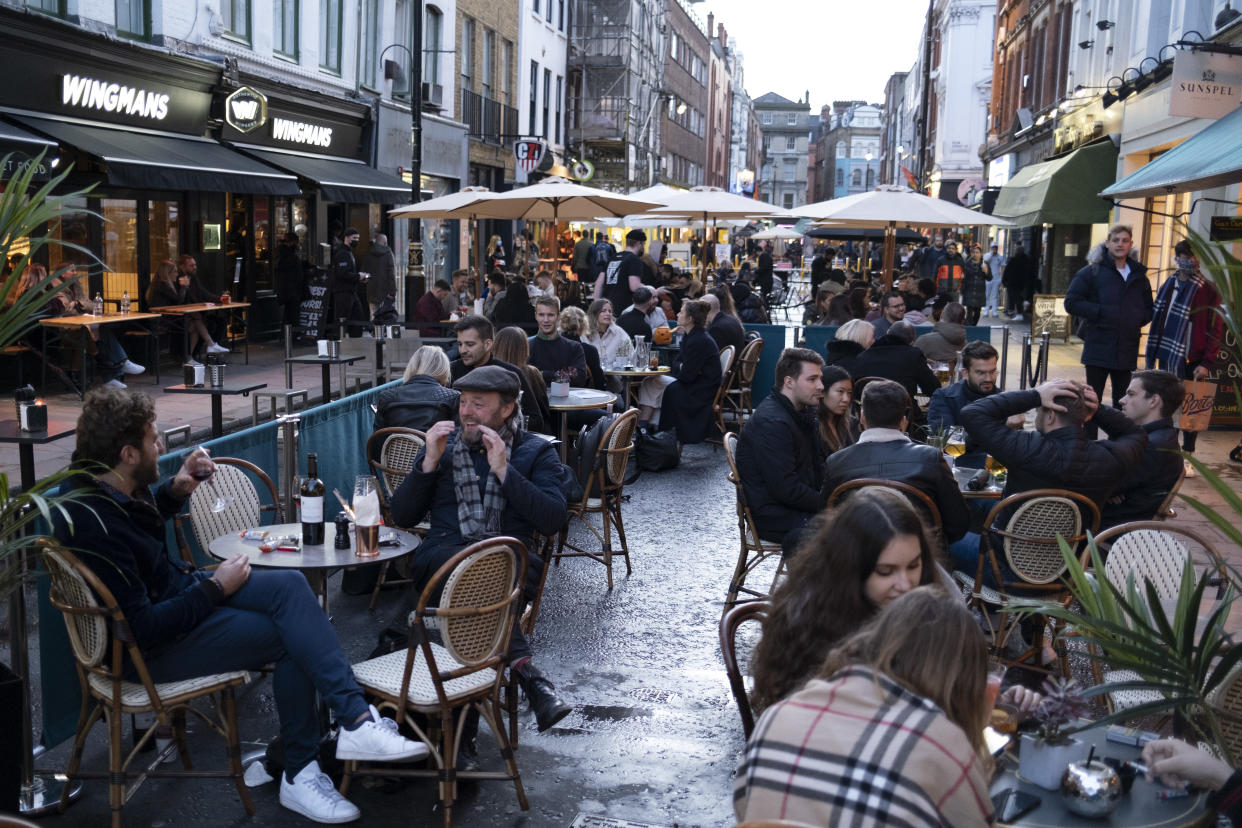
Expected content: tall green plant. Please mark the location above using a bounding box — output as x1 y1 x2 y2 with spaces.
0 152 100 595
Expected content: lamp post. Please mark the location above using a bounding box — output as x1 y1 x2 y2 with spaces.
387 7 425 317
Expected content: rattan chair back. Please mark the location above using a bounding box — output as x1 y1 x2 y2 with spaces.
736 338 763 384
986 489 1099 585
601 409 638 488
368 427 427 495
719 600 769 738
42 543 109 669
418 537 526 674
719 344 736 375
1209 667 1242 761
825 478 943 537
723 432 761 541
1095 521 1222 602
184 458 280 555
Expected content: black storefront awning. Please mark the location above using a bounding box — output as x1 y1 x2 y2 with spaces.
0 119 56 180
238 146 411 204
11 115 300 195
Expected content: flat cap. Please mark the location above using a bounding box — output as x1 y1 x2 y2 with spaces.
453 364 519 395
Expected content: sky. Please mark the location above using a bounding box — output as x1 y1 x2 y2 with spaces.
693 0 933 108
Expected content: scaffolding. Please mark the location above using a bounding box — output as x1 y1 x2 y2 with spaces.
568 0 665 191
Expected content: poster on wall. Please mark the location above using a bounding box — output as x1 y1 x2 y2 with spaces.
1210 327 1242 428
1032 294 1071 343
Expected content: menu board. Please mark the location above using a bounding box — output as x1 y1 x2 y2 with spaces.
297 267 330 340
1209 326 1242 427
1032 294 1071 343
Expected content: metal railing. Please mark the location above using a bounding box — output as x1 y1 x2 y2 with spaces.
461 89 518 146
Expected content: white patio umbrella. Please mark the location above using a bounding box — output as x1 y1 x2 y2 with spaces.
646 186 786 276
749 226 804 241
799 185 1011 286
388 186 499 288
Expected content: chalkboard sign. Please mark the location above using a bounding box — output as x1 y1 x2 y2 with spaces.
1032 294 1071 343
1209 327 1242 428
298 267 330 340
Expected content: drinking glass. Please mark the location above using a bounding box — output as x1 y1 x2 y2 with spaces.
190 447 233 513
945 425 967 458
353 475 381 557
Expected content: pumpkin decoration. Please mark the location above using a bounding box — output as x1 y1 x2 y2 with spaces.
652 326 673 345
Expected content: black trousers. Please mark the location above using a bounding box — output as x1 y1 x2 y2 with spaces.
1084 364 1131 439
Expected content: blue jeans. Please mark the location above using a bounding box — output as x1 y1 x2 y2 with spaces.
141 570 369 776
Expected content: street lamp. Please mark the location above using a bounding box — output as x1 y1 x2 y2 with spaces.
381 9 425 317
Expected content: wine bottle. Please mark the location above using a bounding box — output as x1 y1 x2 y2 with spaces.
300 453 325 545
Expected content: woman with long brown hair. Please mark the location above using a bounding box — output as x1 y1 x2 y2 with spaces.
492 325 551 430
145 259 227 363
817 364 858 455
736 587 994 826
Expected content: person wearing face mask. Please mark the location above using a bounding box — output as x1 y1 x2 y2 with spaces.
1144 240 1223 465
329 227 365 338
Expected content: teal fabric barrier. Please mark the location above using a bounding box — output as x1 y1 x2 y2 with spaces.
802 324 994 358
37 379 400 750
742 324 786 405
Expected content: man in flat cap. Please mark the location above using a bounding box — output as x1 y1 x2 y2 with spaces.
390 365 572 731
595 228 648 314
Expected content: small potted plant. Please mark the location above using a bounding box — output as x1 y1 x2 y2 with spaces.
1020 676 1089 790
550 368 574 397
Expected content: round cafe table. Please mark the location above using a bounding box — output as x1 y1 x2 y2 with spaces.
208 522 418 613
547 387 616 461
604 365 669 408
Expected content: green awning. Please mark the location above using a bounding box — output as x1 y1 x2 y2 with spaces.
1101 104 1242 200
992 140 1118 227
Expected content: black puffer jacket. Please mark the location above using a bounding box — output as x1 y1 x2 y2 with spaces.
959 389 1147 510
735 392 825 542
372 374 459 434
1064 251 1154 370
818 435 970 542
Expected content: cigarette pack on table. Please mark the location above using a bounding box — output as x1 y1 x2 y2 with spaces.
239 529 269 541
1105 724 1159 747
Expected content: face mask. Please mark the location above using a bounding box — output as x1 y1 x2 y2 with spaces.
348 239 358 248
1177 257 1194 273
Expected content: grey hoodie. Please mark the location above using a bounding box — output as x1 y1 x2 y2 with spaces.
913 320 966 363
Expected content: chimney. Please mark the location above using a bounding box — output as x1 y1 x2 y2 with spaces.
707 12 714 36
718 23 727 46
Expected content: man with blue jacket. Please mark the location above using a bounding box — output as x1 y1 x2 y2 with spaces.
390 365 571 731
1065 224 1154 435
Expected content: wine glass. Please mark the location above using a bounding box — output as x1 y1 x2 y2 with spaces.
190 447 233 514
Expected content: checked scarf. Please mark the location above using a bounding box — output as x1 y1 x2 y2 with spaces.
451 420 515 542
1146 272 1203 374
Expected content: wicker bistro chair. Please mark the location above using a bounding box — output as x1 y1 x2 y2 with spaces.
366 428 428 610
724 337 764 427
41 542 252 828
173 457 283 565
710 345 739 447
1087 522 1227 715
1155 463 1187 520
344 538 529 828
720 600 769 738
722 432 786 611
953 489 1100 672
824 478 945 543
552 409 639 589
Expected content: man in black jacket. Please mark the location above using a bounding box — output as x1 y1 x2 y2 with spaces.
54 387 427 824
390 366 571 731
617 286 658 340
950 378 1147 576
735 348 826 555
849 321 941 422
528 296 589 387
449 315 546 434
1102 370 1185 528
819 379 970 543
704 292 746 354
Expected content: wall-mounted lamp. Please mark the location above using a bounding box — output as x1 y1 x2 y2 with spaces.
676 101 688 115
1079 39 1095 49
1096 19 1115 30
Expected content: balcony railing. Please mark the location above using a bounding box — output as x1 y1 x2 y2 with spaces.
462 89 518 147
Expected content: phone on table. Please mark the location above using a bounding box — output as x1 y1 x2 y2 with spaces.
991 788 1041 822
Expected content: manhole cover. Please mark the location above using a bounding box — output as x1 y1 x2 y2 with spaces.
570 815 673 828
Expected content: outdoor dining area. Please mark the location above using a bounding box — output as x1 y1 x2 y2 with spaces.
3 167 1242 828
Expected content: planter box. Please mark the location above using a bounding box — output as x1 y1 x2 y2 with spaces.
1019 733 1087 791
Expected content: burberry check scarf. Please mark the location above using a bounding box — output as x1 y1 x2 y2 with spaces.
1147 272 1203 373
451 420 515 541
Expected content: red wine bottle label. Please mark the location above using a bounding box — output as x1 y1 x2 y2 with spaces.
301 495 324 523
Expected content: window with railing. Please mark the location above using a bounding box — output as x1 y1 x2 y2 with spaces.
481 28 494 100
460 16 474 91
463 88 518 146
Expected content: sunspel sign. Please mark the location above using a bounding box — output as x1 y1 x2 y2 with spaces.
1170 50 1242 119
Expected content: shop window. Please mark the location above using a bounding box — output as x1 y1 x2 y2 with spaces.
26 0 65 17
783 193 794 209
359 0 380 89
320 0 342 72
47 197 90 283
253 197 272 291
785 135 795 150
424 6 443 86
147 201 180 280
542 68 551 138
116 0 150 40
481 29 494 100
274 0 299 58
220 0 251 42
102 199 139 303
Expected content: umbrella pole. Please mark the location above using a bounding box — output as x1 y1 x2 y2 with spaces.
882 222 897 291
474 216 482 298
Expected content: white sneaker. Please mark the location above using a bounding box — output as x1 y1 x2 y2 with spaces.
186 358 203 367
121 359 145 375
335 705 428 762
105 379 127 389
279 761 359 824
206 343 230 354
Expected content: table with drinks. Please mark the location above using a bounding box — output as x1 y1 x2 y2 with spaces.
285 349 367 402
208 469 416 612
547 388 617 461
38 309 163 397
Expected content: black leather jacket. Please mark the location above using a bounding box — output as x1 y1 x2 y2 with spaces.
736 392 825 541
818 433 970 542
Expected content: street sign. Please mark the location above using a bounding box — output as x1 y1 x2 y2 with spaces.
514 137 546 173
